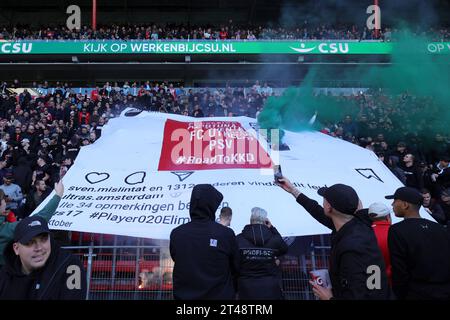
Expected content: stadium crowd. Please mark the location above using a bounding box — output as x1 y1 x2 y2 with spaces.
0 79 448 228
0 79 449 300
1 22 449 41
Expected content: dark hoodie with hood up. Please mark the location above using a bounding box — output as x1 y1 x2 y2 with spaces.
236 223 288 299
169 184 239 300
0 236 86 300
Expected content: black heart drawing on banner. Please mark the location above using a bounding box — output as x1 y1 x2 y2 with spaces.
85 172 110 184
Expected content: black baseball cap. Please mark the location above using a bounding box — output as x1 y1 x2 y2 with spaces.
14 216 50 245
385 187 423 205
317 184 359 216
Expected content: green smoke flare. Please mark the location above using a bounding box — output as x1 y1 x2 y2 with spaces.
257 29 450 150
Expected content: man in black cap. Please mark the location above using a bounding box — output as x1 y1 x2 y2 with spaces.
0 216 86 299
276 176 391 300
170 184 239 300
0 180 64 267
386 186 450 299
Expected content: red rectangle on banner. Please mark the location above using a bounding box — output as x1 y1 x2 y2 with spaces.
158 119 273 171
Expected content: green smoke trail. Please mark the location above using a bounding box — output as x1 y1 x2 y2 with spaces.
257 29 450 151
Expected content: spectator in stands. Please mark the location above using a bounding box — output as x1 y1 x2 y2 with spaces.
276 176 391 299
431 155 450 191
402 154 424 190
386 187 450 299
218 206 233 227
32 156 52 187
342 115 358 138
365 202 392 284
387 155 407 185
392 142 408 165
0 172 23 211
12 156 33 195
260 82 273 96
0 215 86 299
421 188 442 223
22 180 51 219
169 184 239 300
0 181 64 267
426 188 450 228
0 189 17 223
236 207 288 300
58 156 73 180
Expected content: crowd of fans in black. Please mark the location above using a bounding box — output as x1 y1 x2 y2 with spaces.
0 78 449 300
1 22 449 41
321 90 450 220
0 79 448 232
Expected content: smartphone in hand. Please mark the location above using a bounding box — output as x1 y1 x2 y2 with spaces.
273 165 283 182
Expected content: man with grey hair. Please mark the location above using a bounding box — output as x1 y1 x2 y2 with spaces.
235 207 288 300
250 206 267 224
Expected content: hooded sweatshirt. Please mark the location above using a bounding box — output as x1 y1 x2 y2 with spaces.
236 223 288 299
0 194 61 266
169 184 239 300
0 237 86 300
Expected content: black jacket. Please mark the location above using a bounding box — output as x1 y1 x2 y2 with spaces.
296 193 391 299
388 218 450 300
236 224 288 300
21 188 52 219
0 237 87 300
12 158 33 195
169 184 239 300
428 200 450 227
403 165 424 190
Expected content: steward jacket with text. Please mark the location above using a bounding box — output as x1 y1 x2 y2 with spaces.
236 224 288 299
170 185 239 300
0 238 87 300
296 193 392 300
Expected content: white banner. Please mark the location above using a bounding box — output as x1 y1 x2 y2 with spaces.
33 111 421 239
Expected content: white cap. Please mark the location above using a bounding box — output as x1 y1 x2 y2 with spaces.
368 202 391 219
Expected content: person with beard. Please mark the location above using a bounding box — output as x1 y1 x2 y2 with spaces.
0 215 86 299
169 184 239 300
21 180 51 219
235 207 288 300
421 188 443 224
424 188 450 228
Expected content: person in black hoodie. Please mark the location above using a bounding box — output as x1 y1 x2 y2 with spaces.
12 156 33 196
386 187 450 299
0 216 86 299
169 184 239 300
236 207 288 300
276 176 391 300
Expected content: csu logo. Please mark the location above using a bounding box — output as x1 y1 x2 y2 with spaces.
1 43 32 54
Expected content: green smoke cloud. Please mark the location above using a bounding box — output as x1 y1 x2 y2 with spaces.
257 30 450 150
